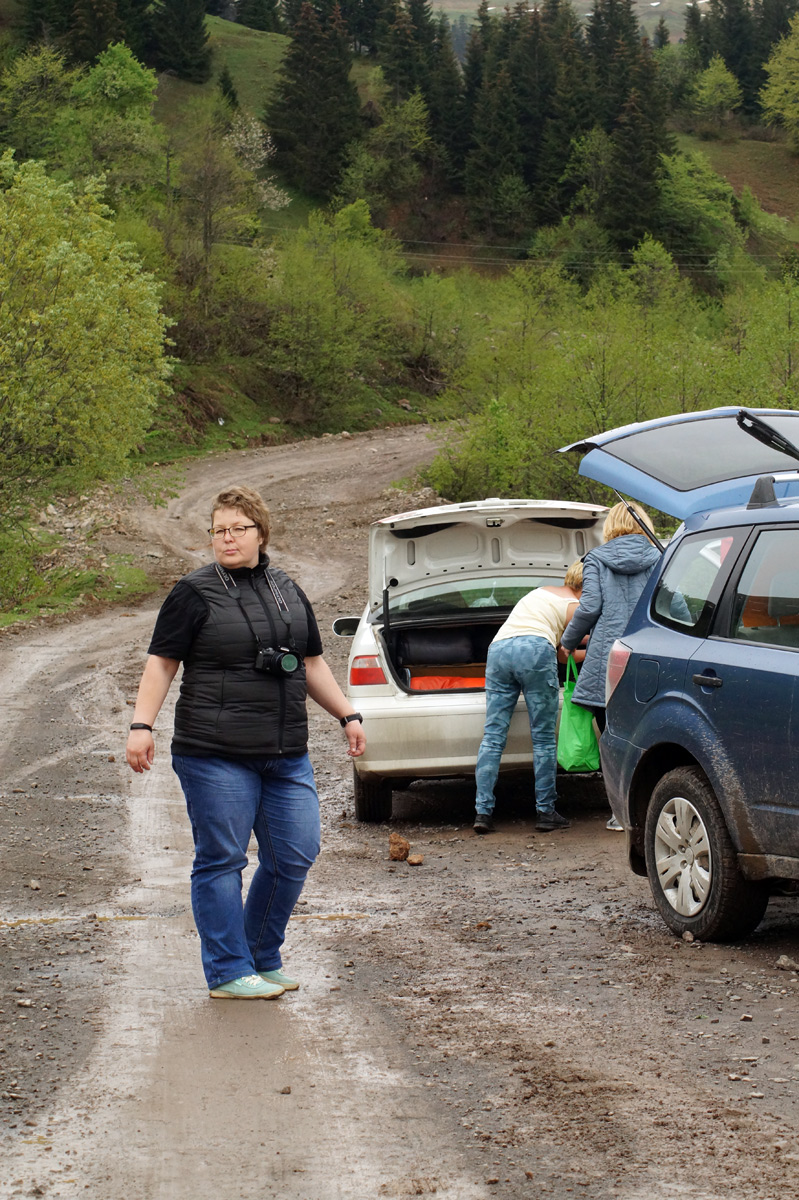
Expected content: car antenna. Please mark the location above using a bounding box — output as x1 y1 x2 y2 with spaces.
737 409 799 464
612 490 666 553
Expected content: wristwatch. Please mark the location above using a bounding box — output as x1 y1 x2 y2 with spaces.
339 712 363 727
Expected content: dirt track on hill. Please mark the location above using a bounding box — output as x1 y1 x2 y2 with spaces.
2 426 799 1200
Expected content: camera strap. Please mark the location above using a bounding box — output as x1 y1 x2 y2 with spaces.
263 569 296 648
214 563 297 651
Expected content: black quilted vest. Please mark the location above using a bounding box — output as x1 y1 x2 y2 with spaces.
172 560 310 758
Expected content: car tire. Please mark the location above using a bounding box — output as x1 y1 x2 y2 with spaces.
644 766 768 942
353 766 393 822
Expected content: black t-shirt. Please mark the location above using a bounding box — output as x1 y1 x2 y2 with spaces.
148 577 323 661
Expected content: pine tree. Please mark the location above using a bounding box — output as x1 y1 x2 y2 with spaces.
453 1 495 179
535 21 594 220
70 0 124 63
380 5 423 102
151 0 212 83
237 0 282 32
218 62 239 108
508 6 558 188
483 1 526 76
653 16 670 48
600 89 661 250
756 0 798 47
407 0 436 72
683 1 710 67
427 13 465 177
117 0 150 56
18 0 73 44
282 0 303 27
541 0 577 40
267 1 360 197
465 64 524 228
633 39 674 157
339 0 383 52
586 0 643 131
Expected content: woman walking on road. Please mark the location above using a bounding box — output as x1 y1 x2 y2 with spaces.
560 500 659 829
474 561 584 836
125 485 365 1000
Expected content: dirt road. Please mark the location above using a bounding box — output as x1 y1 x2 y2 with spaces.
2 426 799 1200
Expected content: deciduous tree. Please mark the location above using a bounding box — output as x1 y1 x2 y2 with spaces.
0 154 170 518
0 47 81 163
761 14 799 149
692 52 743 126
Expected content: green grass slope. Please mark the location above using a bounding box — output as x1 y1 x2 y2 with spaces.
154 18 289 125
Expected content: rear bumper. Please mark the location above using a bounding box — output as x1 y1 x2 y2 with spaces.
352 694 535 779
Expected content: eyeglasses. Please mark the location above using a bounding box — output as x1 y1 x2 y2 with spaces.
208 524 257 540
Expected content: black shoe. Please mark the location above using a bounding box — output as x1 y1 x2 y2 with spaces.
473 814 495 834
535 810 570 832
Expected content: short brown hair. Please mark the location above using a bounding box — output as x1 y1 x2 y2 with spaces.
210 485 271 547
564 560 583 589
603 500 654 543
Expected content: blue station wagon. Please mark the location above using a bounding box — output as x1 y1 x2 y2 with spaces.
562 407 799 940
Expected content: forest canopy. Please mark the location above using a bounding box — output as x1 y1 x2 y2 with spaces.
1 0 799 612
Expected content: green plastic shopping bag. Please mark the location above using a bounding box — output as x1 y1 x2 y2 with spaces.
557 657 600 772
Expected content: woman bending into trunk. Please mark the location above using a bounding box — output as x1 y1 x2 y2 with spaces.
474 561 583 835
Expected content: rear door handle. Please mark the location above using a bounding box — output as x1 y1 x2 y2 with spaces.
692 673 723 688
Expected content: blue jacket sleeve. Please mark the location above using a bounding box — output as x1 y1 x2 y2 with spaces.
561 559 603 650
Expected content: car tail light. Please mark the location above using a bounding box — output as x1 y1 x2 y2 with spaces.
350 655 387 686
606 640 632 703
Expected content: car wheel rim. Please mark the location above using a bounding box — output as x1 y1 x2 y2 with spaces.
653 795 712 918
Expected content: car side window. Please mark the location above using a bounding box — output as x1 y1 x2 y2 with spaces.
731 528 799 649
652 531 740 636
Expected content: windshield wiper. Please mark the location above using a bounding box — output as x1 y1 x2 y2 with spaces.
737 409 799 465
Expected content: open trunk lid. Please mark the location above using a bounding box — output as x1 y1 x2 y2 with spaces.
368 498 607 613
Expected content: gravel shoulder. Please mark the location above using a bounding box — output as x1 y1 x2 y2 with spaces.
2 426 799 1200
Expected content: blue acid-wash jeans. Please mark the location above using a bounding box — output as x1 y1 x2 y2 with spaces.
172 753 321 990
475 635 559 819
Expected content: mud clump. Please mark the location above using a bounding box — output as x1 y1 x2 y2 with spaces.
389 833 410 861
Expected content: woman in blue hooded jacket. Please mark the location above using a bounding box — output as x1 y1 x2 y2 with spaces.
560 501 659 827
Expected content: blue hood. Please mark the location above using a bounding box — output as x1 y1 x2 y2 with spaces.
590 535 661 574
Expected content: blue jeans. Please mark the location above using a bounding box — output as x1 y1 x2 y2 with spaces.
475 635 559 818
172 753 321 990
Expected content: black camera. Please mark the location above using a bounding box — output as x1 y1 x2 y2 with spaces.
254 646 302 677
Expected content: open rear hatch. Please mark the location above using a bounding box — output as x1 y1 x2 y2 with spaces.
369 499 607 692
559 407 799 520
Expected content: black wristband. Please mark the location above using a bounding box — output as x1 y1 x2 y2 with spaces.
339 712 363 727
129 723 153 732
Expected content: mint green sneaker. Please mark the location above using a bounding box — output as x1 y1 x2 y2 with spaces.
258 969 300 991
209 973 285 1000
